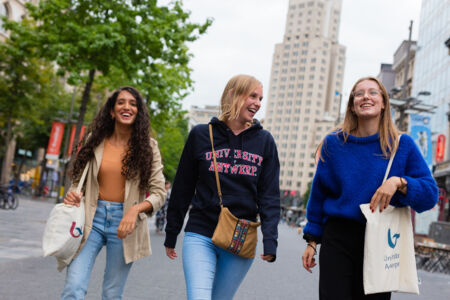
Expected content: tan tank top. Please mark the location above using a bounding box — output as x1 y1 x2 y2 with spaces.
98 139 126 203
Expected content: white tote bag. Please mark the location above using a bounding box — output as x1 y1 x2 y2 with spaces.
42 163 89 263
360 135 419 294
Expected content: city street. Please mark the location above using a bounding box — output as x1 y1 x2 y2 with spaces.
0 197 448 299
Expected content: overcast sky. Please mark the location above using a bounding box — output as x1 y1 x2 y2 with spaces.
179 0 422 118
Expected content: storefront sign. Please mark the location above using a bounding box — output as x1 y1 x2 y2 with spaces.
46 121 65 160
436 134 446 163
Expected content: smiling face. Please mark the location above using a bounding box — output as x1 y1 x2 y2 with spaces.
111 90 138 126
351 80 385 121
237 85 263 123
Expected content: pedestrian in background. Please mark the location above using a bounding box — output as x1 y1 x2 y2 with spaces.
301 76 438 300
61 86 166 299
164 74 280 300
155 180 171 234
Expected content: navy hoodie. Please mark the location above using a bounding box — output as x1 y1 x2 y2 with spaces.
164 117 280 257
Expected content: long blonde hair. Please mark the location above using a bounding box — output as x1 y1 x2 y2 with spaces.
337 76 400 157
318 77 400 161
218 74 262 122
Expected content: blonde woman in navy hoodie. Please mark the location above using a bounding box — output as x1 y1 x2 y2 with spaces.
301 76 438 300
164 74 280 300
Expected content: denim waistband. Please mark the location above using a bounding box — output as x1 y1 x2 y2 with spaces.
97 199 124 208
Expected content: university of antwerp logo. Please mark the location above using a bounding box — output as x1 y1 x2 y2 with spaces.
70 222 83 238
387 228 400 249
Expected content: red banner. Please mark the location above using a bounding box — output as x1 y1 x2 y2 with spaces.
46 121 65 160
436 134 446 163
67 125 86 156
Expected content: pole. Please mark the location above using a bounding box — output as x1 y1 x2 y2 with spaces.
56 87 76 202
398 20 413 132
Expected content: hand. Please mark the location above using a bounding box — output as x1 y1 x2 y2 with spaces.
117 206 139 239
165 247 177 259
369 177 400 213
63 191 82 207
302 243 317 273
260 254 275 262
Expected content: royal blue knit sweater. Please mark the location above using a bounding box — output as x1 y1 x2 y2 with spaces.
165 117 281 257
303 132 438 241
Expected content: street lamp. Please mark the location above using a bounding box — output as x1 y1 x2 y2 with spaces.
390 90 435 131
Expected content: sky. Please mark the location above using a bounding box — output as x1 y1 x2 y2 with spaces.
178 0 422 118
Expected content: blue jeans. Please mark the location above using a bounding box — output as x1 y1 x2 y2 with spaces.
182 232 254 300
61 200 132 300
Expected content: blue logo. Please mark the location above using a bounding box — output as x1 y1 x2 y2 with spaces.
387 228 400 249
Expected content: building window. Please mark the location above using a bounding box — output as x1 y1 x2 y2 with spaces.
0 3 10 32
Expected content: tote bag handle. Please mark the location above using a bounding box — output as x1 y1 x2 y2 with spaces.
75 162 89 195
382 134 402 183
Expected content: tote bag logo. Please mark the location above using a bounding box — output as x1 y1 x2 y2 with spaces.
387 228 400 249
70 222 83 238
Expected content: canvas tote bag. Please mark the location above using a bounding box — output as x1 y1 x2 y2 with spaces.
42 162 89 263
360 135 419 294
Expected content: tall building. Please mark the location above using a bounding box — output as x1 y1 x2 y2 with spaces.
411 0 450 143
265 0 346 195
377 63 395 94
415 0 450 222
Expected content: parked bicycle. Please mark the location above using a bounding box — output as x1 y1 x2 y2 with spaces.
0 185 18 210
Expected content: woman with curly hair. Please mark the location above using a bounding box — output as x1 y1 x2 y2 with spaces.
60 86 166 299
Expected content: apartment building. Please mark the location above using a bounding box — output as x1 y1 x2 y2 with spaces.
392 40 417 98
265 0 346 195
377 63 395 95
0 0 38 42
188 105 220 130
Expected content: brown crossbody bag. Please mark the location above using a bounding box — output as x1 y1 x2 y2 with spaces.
209 124 260 258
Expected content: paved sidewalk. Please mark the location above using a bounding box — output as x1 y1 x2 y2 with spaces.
0 197 55 263
0 197 448 299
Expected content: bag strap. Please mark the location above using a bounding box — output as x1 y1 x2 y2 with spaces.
382 134 402 183
75 162 89 195
209 124 223 206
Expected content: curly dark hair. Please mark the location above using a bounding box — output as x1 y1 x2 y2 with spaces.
71 86 153 192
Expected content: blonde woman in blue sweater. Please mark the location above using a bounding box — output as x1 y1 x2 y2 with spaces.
301 77 438 300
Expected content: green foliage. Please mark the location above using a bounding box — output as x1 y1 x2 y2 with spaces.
22 0 211 105
153 110 189 182
0 18 70 159
8 0 211 176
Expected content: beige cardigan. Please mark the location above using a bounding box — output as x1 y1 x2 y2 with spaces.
57 138 166 271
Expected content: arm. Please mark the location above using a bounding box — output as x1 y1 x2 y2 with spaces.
301 150 328 273
370 136 438 213
143 139 166 215
396 137 438 212
257 135 280 262
164 129 199 252
303 159 327 241
117 140 166 239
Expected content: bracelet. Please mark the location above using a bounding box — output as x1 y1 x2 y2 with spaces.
398 177 406 190
307 243 317 255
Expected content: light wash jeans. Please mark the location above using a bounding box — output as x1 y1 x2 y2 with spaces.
61 200 132 300
182 232 254 300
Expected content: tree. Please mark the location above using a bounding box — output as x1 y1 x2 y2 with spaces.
153 110 189 182
18 0 211 157
0 18 68 184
